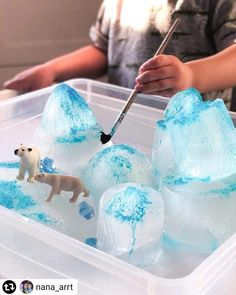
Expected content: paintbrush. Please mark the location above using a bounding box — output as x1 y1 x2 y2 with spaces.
100 17 180 144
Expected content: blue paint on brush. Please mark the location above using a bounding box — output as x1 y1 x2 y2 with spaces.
105 186 152 255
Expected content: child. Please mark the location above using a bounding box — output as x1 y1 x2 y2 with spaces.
4 0 236 108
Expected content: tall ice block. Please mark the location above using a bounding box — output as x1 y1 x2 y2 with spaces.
151 88 236 252
97 183 164 266
34 83 103 175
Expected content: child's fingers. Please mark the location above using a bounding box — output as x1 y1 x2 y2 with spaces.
4 78 30 92
136 65 173 84
139 54 175 73
135 77 176 93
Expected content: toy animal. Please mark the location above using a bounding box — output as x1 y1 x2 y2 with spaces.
14 144 41 182
34 173 89 202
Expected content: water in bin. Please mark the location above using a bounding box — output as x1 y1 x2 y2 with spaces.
1 81 236 286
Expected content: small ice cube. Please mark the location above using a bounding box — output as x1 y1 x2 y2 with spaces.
40 157 56 173
97 183 164 266
78 201 95 220
85 237 97 248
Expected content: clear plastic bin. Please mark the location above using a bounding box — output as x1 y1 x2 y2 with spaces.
0 79 236 295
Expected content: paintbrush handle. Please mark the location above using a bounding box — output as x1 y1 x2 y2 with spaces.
110 89 138 137
109 18 180 138
155 18 180 56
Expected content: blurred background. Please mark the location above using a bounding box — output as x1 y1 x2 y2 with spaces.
0 0 236 110
0 0 101 89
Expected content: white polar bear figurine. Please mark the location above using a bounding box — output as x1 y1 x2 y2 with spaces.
34 173 89 203
14 144 41 182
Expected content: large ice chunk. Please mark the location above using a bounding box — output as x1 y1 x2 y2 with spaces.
84 144 153 203
161 172 236 252
34 83 103 175
152 88 236 252
152 88 236 183
97 183 164 266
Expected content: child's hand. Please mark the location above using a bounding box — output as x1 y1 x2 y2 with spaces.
135 55 193 97
4 64 55 93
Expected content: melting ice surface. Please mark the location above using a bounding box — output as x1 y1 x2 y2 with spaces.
34 83 104 175
97 183 164 266
0 163 97 241
0 174 58 226
84 144 153 204
152 88 236 251
152 88 236 182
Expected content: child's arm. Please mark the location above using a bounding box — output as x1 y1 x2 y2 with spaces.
135 44 236 97
4 45 107 92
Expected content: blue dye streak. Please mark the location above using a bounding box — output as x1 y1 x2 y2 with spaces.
89 145 145 180
93 144 144 164
0 162 19 169
105 186 152 255
157 120 166 130
164 88 233 128
56 135 87 144
41 83 102 137
164 174 211 186
54 83 97 132
0 180 36 210
163 233 218 252
110 155 132 181
0 179 58 225
207 183 236 198
22 212 58 225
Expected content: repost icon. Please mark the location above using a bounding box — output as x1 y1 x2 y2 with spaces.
2 280 16 294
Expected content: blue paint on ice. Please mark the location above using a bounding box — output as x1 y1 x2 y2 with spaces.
41 83 102 135
22 212 58 225
56 135 87 144
0 180 36 210
0 162 19 169
105 185 152 254
164 174 211 186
